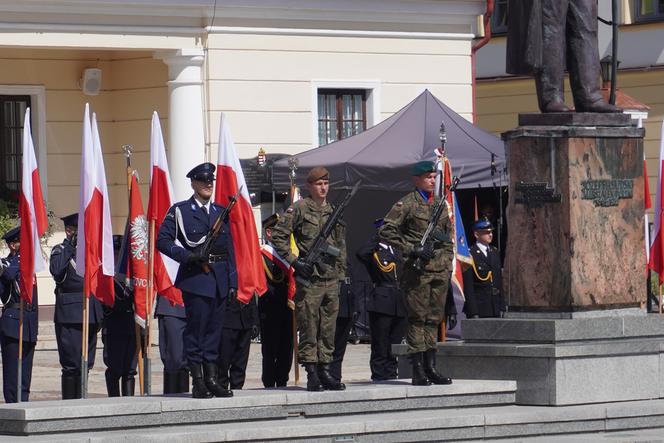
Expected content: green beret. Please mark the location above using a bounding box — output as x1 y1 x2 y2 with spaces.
411 161 436 176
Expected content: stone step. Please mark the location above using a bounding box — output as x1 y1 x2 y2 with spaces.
0 380 516 437
4 396 664 442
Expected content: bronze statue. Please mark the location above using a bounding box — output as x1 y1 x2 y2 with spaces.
506 0 620 113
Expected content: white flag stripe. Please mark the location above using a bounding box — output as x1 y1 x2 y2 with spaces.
652 120 664 249
218 113 251 204
91 113 115 277
76 104 94 275
21 108 45 273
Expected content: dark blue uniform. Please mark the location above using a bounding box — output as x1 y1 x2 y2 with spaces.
49 238 104 399
462 243 505 318
0 252 38 403
102 279 138 396
258 250 293 388
157 194 237 397
357 236 407 381
218 296 258 390
329 268 355 384
155 295 188 393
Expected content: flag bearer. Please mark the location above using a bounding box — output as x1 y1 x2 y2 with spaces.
49 214 104 399
157 162 237 399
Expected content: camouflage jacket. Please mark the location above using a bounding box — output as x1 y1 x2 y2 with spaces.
271 197 346 280
379 189 453 273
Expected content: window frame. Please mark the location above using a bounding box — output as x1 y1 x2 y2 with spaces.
0 95 31 192
0 85 47 197
490 0 509 35
635 0 664 23
311 80 381 148
317 89 367 146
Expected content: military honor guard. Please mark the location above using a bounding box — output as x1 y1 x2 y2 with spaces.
217 295 258 390
156 295 189 394
258 214 293 388
102 234 138 397
157 162 236 399
0 226 38 403
270 167 347 392
463 218 505 319
357 218 407 381
379 161 454 386
49 213 104 399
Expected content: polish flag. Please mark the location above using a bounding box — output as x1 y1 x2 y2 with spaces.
215 113 267 304
127 174 151 326
649 121 664 284
18 108 48 304
147 112 182 306
76 105 114 306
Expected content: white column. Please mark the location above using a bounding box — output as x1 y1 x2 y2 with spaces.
157 49 206 201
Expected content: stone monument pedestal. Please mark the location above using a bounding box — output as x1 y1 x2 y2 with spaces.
418 113 658 406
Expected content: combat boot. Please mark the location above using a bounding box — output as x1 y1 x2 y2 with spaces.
217 362 230 391
104 370 120 397
163 370 179 395
62 374 79 400
303 363 324 392
317 364 346 391
411 352 432 386
203 362 233 398
190 363 213 399
121 376 136 396
423 350 452 385
177 368 190 393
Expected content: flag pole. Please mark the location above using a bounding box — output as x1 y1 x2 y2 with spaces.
17 294 23 403
659 284 662 315
144 220 155 395
287 157 300 385
292 309 299 385
81 293 90 398
123 145 145 395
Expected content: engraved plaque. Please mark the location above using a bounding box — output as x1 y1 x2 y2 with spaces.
514 181 562 207
581 179 633 207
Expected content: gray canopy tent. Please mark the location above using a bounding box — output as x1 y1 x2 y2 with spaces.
272 89 506 191
270 90 506 340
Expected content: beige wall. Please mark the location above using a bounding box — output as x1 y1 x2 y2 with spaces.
204 32 474 161
0 48 169 304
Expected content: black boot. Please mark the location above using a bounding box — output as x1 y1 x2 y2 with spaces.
411 352 432 386
104 370 120 397
317 364 346 391
190 364 213 399
121 376 136 396
217 362 230 391
177 368 190 393
303 363 324 392
202 362 233 398
163 370 180 395
73 375 82 399
423 350 452 385
62 374 78 400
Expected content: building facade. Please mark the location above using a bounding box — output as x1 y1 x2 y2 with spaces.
0 0 485 305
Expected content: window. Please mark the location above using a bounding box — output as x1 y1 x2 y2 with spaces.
491 0 508 35
636 0 664 21
317 90 366 146
0 96 30 192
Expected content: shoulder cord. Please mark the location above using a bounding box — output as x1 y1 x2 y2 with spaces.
175 206 207 248
373 251 397 283
471 259 493 282
262 258 285 283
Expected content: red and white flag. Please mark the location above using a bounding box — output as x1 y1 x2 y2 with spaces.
147 112 183 306
215 113 267 304
76 105 114 306
649 121 664 283
18 107 48 304
127 174 151 326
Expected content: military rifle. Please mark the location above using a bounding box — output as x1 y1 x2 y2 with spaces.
412 176 460 271
197 187 242 274
296 180 362 286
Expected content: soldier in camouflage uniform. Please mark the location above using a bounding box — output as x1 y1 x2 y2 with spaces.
379 161 454 386
270 166 347 392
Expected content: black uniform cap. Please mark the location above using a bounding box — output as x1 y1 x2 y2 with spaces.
2 226 20 243
186 162 216 182
472 218 494 232
112 234 123 251
60 213 78 227
262 213 279 230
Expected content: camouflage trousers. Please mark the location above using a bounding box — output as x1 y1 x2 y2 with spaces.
401 269 450 354
294 278 340 364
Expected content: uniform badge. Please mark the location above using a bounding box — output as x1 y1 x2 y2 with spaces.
191 203 197 211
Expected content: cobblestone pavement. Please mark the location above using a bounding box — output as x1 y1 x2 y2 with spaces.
7 335 373 402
